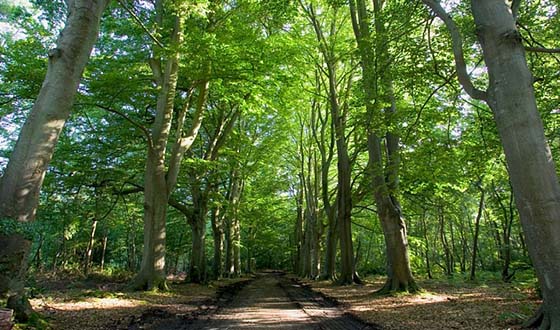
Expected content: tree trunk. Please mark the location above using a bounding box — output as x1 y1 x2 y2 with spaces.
470 188 485 281
303 2 357 284
226 172 243 277
0 0 108 320
100 230 108 272
336 140 355 285
424 0 560 326
189 210 207 284
375 199 418 293
132 13 188 290
420 210 432 279
322 208 337 280
294 180 305 275
225 216 234 276
233 217 241 277
132 149 170 290
211 207 224 280
472 2 560 325
349 0 416 291
32 233 44 272
439 207 452 276
84 218 98 275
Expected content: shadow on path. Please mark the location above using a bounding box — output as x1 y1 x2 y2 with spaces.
130 272 381 330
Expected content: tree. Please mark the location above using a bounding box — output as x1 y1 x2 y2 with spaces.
422 0 560 327
0 0 109 320
348 0 418 293
300 1 360 284
130 0 210 290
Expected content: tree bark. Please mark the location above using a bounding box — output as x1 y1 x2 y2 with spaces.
470 188 485 281
211 207 224 279
0 0 109 320
294 177 305 275
349 0 417 292
100 230 108 272
132 14 182 290
189 205 207 283
473 1 560 326
424 0 560 326
84 218 98 275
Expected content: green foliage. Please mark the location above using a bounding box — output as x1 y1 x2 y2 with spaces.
1 0 552 296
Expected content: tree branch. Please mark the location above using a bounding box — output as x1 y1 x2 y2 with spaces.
116 0 165 49
422 0 488 101
525 46 560 54
511 0 521 21
92 104 153 147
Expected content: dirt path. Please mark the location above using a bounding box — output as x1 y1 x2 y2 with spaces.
133 272 379 330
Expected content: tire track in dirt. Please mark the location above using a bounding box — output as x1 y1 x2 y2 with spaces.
185 272 380 329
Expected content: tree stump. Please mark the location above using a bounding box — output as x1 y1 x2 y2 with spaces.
0 308 14 330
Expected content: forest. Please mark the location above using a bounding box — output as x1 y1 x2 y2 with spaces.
0 0 559 329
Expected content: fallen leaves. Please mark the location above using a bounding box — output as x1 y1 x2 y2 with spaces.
303 275 540 330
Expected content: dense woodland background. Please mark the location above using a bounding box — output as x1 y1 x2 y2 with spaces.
0 0 560 328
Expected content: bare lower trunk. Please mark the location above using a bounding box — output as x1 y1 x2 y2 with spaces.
294 184 304 274
131 154 169 290
225 217 234 276
84 218 98 275
0 0 108 320
189 214 207 283
211 207 224 280
233 218 241 276
337 145 355 285
100 230 108 272
0 235 31 301
470 189 485 281
322 210 337 280
376 198 418 293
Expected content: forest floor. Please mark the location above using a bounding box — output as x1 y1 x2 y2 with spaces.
22 271 540 329
302 273 541 330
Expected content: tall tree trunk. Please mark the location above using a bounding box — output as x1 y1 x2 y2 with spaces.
294 178 305 274
439 207 452 276
420 209 432 279
133 10 208 289
302 2 358 284
225 217 234 276
189 208 207 283
211 207 224 280
423 1 560 326
0 0 109 321
470 188 485 281
84 218 98 275
474 3 560 322
32 233 44 272
349 0 417 292
133 148 171 290
233 217 241 276
225 170 243 277
100 230 108 272
336 138 355 285
323 208 337 280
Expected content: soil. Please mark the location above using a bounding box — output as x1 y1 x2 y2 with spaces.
303 275 541 330
123 271 379 329
28 271 539 330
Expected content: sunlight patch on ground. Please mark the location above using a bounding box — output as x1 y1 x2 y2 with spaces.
31 297 143 311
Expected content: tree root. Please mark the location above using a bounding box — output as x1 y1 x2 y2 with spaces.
129 275 168 292
375 277 420 295
7 293 34 322
522 304 560 330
